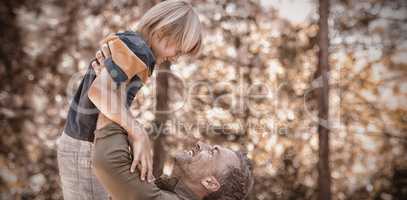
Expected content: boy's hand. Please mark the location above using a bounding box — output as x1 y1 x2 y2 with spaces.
128 129 155 183
91 43 111 75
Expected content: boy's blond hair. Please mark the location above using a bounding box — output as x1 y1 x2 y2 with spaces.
137 0 202 56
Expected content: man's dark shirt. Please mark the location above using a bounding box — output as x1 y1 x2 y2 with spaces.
63 31 155 142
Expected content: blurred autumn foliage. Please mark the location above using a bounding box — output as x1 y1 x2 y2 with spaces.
0 0 406 199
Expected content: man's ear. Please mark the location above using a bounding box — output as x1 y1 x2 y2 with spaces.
200 176 221 192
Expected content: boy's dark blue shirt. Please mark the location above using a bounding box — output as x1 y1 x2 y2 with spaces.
64 31 155 142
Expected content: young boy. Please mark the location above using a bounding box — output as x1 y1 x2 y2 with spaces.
57 1 202 199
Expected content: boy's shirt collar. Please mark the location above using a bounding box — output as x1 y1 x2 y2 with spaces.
101 31 156 83
116 31 156 76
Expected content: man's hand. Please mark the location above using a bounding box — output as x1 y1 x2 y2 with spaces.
128 127 155 183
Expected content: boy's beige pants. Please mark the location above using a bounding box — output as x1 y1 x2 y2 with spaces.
57 132 108 200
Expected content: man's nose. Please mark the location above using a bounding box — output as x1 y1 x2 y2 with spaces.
197 141 211 150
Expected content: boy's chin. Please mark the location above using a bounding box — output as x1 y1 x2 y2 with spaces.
156 58 172 66
156 58 165 65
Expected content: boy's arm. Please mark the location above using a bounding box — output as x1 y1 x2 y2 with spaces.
88 67 134 135
96 34 149 82
88 40 154 182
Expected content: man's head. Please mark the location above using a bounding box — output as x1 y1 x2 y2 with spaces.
173 142 254 199
137 0 202 64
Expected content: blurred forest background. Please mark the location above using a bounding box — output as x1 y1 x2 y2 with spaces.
0 0 406 199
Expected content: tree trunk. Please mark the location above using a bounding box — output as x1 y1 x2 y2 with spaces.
152 61 170 178
317 0 332 200
138 0 168 178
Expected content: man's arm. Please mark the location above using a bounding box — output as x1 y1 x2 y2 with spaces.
92 124 172 200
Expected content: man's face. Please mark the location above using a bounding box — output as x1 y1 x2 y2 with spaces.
173 141 240 184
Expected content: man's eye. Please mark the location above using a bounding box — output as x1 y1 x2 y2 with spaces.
214 146 219 154
210 148 216 156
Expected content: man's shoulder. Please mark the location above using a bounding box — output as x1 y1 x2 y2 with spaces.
160 190 183 200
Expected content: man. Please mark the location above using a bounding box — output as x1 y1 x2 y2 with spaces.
92 123 254 200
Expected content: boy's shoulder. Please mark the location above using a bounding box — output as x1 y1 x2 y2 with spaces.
115 31 156 72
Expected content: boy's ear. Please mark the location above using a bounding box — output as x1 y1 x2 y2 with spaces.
200 176 221 192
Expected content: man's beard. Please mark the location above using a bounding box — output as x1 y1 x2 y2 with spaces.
154 175 179 192
173 151 194 180
155 152 192 192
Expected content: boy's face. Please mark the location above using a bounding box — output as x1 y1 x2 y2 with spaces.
151 33 181 65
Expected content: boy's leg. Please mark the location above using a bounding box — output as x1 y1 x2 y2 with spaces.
57 133 108 200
